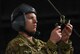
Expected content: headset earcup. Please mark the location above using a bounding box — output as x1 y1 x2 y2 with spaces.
12 15 25 31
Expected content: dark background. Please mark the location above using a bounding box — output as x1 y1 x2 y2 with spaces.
1 0 80 54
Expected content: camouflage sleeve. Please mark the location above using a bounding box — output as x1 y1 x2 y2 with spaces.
5 42 32 54
39 39 73 54
46 40 57 51
57 40 74 54
38 40 58 54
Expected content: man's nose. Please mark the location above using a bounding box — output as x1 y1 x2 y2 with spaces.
33 18 38 23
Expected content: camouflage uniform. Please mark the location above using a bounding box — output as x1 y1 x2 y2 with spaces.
5 34 73 54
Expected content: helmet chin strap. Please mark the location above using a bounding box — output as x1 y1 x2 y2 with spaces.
24 30 36 36
24 30 40 37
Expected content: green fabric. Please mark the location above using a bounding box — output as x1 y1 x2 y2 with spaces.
5 34 73 54
57 40 74 54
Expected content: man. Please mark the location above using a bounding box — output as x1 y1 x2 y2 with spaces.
5 3 73 54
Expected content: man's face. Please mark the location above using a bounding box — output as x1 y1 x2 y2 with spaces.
25 13 37 33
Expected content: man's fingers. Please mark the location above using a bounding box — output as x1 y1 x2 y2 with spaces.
68 20 71 24
55 26 61 30
66 24 73 31
63 28 71 36
67 24 73 28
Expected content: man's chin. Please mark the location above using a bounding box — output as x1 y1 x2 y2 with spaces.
32 29 36 32
32 30 36 33
26 28 37 33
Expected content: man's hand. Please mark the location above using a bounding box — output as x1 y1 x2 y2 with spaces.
49 26 62 44
61 20 73 43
